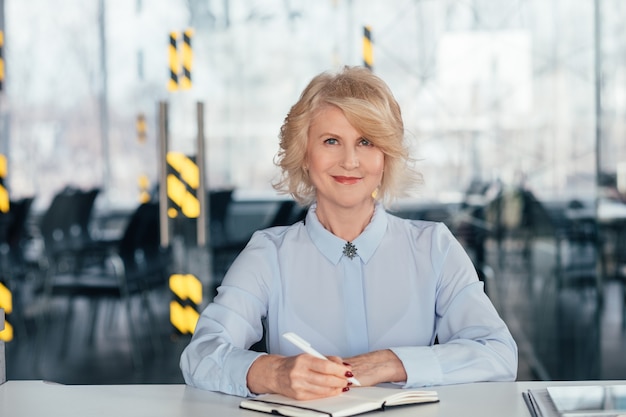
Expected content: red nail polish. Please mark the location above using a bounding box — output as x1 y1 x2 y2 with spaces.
345 371 354 378
343 362 351 366
342 387 350 392
348 382 353 386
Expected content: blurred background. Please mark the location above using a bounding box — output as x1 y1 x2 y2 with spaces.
0 0 625 385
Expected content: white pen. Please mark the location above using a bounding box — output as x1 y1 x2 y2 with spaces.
282 332 361 386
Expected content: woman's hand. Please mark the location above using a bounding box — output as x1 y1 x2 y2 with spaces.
247 354 353 400
343 349 407 386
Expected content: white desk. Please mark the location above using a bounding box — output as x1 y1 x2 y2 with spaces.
1 380 624 417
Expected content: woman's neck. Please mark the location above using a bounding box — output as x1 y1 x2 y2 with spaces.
315 200 376 242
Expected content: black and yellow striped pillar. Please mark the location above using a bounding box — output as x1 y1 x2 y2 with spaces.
166 153 202 333
180 29 193 90
137 174 150 204
167 31 179 91
136 113 147 143
0 283 12 342
0 151 12 342
167 28 193 92
136 113 150 203
158 102 208 335
166 152 200 219
362 25 373 71
0 154 8 214
169 273 202 334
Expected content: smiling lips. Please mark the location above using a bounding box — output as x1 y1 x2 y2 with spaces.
333 176 362 185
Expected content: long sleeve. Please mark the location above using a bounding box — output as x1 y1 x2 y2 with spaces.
389 222 518 387
179 231 277 397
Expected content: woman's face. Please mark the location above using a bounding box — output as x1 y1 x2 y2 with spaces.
305 105 384 211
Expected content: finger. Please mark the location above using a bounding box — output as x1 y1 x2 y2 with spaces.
280 369 348 400
307 356 350 378
288 356 351 392
326 355 344 365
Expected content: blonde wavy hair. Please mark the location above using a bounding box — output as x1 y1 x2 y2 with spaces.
273 66 422 207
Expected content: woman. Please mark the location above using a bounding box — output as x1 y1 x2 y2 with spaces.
180 66 518 400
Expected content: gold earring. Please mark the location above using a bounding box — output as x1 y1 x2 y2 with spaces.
371 188 378 199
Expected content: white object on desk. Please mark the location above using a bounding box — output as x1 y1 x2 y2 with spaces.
283 332 361 386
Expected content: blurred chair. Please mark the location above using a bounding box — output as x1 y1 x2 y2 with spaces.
0 197 34 277
542 199 600 292
207 188 235 247
267 200 295 227
208 193 305 292
0 197 35 339
613 219 626 328
267 200 306 227
38 187 101 275
207 189 244 284
483 187 540 266
37 201 170 368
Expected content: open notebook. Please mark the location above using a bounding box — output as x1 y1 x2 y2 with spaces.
240 386 439 417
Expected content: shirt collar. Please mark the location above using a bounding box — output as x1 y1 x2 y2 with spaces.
305 202 388 265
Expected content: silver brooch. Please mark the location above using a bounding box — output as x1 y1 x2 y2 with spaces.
342 241 358 259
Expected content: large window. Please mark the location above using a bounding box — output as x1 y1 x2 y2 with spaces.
4 0 625 208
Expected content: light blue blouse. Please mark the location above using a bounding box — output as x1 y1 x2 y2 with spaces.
180 203 518 397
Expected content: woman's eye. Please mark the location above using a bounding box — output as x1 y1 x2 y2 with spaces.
360 138 373 146
324 138 338 145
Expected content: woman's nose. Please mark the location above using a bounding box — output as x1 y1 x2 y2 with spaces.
340 148 359 169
